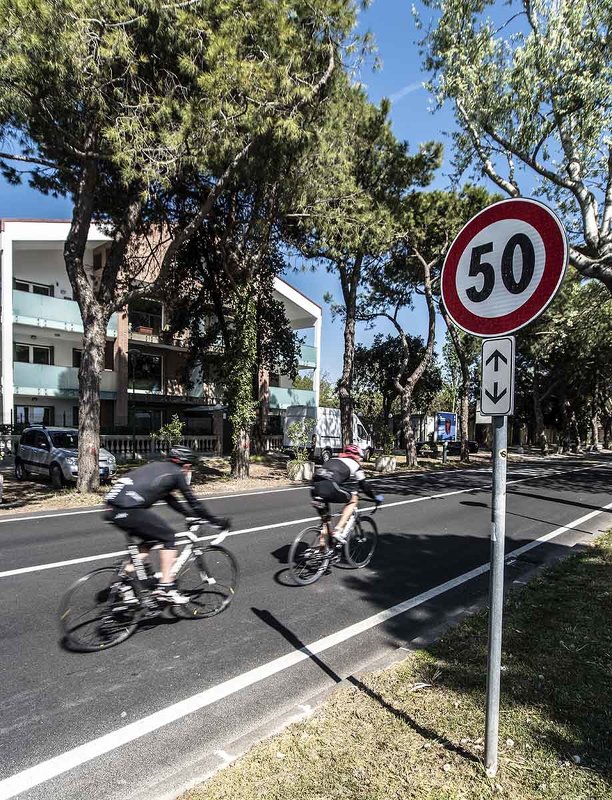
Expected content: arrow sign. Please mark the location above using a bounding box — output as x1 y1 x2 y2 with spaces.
485 382 508 405
481 338 515 416
485 349 508 371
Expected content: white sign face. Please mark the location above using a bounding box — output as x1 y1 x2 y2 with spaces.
481 337 515 416
442 199 567 337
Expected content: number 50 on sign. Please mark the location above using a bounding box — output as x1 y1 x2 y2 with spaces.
441 199 568 338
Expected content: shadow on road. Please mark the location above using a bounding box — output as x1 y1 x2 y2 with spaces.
251 606 478 764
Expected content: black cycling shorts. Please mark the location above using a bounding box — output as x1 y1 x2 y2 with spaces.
311 479 352 505
105 506 176 550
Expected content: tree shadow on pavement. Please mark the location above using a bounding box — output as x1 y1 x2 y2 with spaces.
251 606 478 764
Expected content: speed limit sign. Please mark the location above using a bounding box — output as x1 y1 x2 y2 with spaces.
441 198 568 336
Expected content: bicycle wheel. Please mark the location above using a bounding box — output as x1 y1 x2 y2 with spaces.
288 525 331 585
344 516 378 568
59 567 142 652
173 545 239 619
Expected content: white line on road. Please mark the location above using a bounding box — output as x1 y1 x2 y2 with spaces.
1 463 610 579
1 501 610 800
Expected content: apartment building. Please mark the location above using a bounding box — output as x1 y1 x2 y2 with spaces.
0 220 321 440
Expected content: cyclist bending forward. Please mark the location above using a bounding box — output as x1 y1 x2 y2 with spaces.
105 446 230 605
311 444 383 546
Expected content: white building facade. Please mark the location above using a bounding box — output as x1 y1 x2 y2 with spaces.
0 220 321 439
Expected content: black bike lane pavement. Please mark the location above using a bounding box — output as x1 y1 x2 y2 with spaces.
0 457 610 800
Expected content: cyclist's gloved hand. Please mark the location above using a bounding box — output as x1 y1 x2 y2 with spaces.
375 495 384 505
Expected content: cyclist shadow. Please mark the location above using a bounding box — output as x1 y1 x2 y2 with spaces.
251 607 477 764
270 544 299 587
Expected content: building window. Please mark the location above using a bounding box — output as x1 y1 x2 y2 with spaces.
129 349 163 392
14 343 54 365
72 406 79 427
129 298 163 336
13 279 54 296
72 343 114 371
14 405 55 428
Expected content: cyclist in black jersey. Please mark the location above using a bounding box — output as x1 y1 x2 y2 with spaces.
311 444 383 544
105 446 230 604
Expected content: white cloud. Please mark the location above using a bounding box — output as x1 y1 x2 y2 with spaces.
389 81 423 103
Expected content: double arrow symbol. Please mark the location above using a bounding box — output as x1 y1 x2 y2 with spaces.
485 348 508 405
485 382 507 405
485 349 508 370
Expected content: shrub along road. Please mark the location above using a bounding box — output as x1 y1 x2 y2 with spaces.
0 455 610 800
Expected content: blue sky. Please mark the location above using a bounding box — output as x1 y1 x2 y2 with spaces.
0 0 459 380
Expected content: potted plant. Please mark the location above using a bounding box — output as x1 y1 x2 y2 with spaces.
285 417 316 481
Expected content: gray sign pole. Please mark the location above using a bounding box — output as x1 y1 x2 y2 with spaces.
484 414 508 776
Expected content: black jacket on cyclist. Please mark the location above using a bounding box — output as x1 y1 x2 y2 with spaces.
312 456 377 500
105 460 225 527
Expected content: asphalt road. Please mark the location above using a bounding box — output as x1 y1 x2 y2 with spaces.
0 455 611 800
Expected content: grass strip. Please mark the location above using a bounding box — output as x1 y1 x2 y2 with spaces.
185 532 612 800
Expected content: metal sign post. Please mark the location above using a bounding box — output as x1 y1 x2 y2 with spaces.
485 414 508 776
441 197 568 778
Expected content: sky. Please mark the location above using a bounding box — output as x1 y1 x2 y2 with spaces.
0 0 460 380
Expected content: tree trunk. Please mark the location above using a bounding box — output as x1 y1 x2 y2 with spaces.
338 305 356 448
533 381 548 455
77 314 107 492
401 387 417 467
459 382 470 463
603 417 611 450
230 427 251 479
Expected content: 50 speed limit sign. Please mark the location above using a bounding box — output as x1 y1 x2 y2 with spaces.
441 198 568 337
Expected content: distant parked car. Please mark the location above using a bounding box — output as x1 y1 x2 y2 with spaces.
15 426 117 489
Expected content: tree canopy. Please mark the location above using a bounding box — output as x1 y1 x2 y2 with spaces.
418 0 612 292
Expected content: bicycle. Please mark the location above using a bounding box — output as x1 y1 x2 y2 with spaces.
59 519 238 652
288 498 379 586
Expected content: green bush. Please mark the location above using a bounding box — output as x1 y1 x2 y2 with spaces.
286 417 316 467
150 414 185 447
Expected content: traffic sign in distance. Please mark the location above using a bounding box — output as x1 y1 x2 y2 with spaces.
481 337 515 416
442 199 567 337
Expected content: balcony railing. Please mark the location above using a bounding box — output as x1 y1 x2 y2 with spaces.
13 362 117 398
269 386 316 409
12 290 118 336
298 344 317 368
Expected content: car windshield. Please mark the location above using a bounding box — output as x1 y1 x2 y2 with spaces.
50 432 79 449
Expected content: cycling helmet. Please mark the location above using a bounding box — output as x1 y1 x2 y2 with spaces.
167 446 196 465
342 444 364 460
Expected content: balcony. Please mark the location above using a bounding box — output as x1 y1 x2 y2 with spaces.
269 386 316 409
13 362 117 399
298 344 317 368
12 290 118 337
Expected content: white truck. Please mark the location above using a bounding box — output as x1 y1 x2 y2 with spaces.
283 405 374 463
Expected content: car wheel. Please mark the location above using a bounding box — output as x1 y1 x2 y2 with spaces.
321 448 332 463
15 460 29 481
50 464 65 490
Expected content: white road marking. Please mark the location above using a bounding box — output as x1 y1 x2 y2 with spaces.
0 501 609 800
0 485 311 525
1 463 610 579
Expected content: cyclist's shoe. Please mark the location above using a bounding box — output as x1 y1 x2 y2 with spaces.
153 583 190 605
112 582 139 606
332 528 348 545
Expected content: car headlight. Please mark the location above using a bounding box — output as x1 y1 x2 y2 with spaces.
65 457 78 466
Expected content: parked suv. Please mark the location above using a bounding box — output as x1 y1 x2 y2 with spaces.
15 426 117 489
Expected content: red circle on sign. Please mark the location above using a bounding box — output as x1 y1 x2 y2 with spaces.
441 199 567 336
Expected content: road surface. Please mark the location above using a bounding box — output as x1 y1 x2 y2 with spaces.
0 455 610 800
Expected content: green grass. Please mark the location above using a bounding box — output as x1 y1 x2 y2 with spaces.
184 532 612 800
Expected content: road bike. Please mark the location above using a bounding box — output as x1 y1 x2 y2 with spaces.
288 499 379 586
59 519 238 652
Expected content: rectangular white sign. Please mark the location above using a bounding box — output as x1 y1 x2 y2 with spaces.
480 337 515 416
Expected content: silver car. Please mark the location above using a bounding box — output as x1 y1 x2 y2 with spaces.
15 426 117 489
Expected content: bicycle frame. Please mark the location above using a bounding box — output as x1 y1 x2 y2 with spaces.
123 522 229 590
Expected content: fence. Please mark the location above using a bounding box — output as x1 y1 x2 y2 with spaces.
100 435 220 458
262 435 283 452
